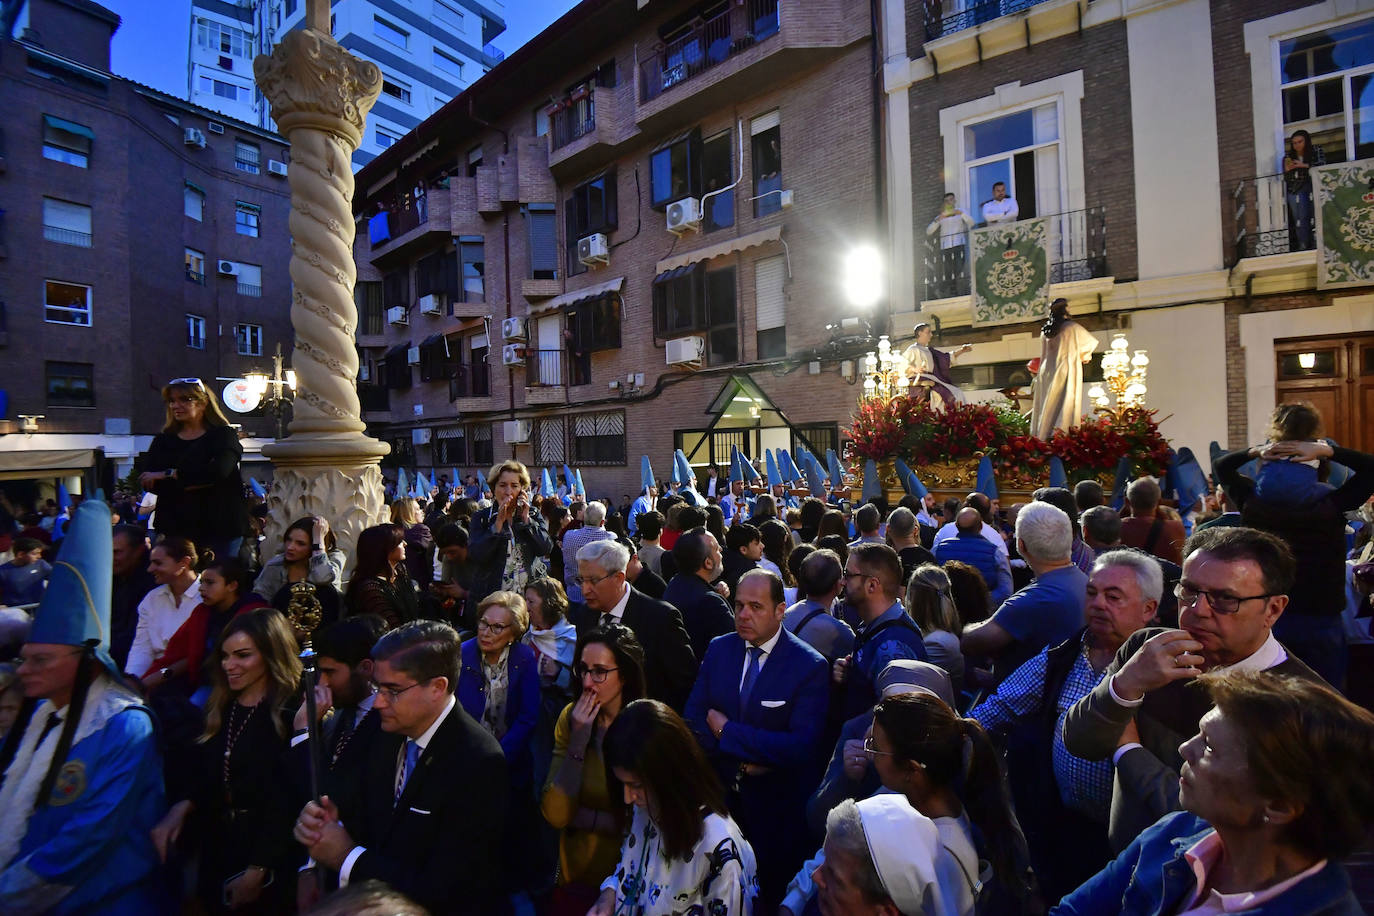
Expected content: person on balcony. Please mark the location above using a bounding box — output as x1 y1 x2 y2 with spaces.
927 192 975 299
1032 298 1098 441
901 322 972 407
981 180 1019 224
1283 129 1325 252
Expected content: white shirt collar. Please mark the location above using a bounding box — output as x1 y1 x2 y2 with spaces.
751 626 784 659
413 694 456 751
602 582 632 622
1211 629 1287 675
355 691 377 726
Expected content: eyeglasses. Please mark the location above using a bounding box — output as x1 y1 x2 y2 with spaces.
574 572 619 587
370 679 428 702
573 664 619 683
862 734 926 767
1174 583 1272 616
17 648 84 669
476 620 510 635
843 571 874 582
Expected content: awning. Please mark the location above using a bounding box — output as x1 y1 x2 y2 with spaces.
0 449 96 481
43 114 95 140
420 333 445 347
531 276 626 315
382 342 410 358
655 225 783 274
653 263 699 285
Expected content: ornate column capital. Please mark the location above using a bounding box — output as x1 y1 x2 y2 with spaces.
254 29 383 148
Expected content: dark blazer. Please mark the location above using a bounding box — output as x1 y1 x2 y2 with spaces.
457 639 541 787
662 572 736 660
467 505 553 610
569 586 698 710
331 700 508 916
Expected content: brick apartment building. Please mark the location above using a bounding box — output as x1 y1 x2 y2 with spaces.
351 0 878 496
878 0 1373 463
0 0 295 484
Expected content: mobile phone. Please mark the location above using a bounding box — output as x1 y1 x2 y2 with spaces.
222 869 274 905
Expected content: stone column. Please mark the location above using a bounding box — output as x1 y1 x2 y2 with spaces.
253 7 388 574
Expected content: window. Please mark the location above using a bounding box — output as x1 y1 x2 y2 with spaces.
185 248 206 284
434 426 467 465
534 106 550 137
41 115 92 168
419 335 460 383
376 127 400 149
196 19 250 57
653 265 702 336
186 314 206 349
1280 17 1374 162
434 48 464 80
184 183 205 220
755 255 786 358
235 141 260 174
651 265 737 364
200 77 246 101
435 0 465 33
705 267 737 364
235 201 261 237
44 280 92 326
567 293 622 353
459 236 485 302
236 263 262 297
236 323 263 356
384 344 412 390
42 198 92 247
374 16 409 49
382 268 409 308
566 172 617 276
466 145 483 177
962 102 1060 220
470 423 493 466
650 130 701 209
702 130 735 231
381 78 412 105
533 417 566 466
45 361 94 407
751 111 782 217
528 205 558 279
572 411 626 465
417 248 460 300
356 280 384 335
469 334 490 397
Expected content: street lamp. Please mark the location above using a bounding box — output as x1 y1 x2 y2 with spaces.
843 245 884 310
246 343 298 439
1088 332 1149 416
861 335 911 403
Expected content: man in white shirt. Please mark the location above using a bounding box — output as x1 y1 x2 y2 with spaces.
982 181 1019 224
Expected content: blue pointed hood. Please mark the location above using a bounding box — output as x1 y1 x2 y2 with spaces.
563 464 576 494
28 498 120 679
57 483 72 511
540 468 555 498
1174 447 1210 513
975 455 999 500
728 446 744 484
803 453 826 495
777 450 800 483
740 450 761 482
893 457 928 498
675 450 695 488
861 459 881 502
249 478 267 498
396 468 410 497
640 456 656 494
1048 456 1068 489
1108 457 1133 511
765 451 783 488
575 470 586 499
826 449 844 489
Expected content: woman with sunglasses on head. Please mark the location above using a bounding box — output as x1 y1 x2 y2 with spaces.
150 608 303 913
138 378 249 563
541 625 647 913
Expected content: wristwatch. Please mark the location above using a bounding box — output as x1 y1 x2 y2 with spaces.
160 667 172 681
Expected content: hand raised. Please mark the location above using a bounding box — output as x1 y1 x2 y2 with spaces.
1113 629 1205 702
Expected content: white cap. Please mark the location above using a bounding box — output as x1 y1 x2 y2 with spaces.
856 794 943 916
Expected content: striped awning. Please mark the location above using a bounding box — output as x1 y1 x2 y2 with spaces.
654 225 783 274
529 276 625 315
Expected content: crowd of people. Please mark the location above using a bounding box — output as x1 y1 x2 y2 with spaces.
1 381 1374 916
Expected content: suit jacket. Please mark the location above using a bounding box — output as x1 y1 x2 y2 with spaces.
569 586 698 710
662 572 736 660
1060 627 1321 850
331 700 508 915
457 639 541 787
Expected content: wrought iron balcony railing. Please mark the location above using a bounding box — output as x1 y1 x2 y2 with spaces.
1230 172 1316 264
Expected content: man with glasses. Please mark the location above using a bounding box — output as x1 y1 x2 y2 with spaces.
831 543 929 719
293 619 507 915
1062 527 1323 852
567 539 696 710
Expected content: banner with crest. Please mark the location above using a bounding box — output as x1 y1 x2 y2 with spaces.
1314 157 1374 289
970 218 1051 327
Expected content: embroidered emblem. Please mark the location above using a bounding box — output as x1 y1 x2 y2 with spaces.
49 760 87 806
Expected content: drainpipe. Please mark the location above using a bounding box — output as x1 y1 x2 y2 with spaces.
869 0 889 335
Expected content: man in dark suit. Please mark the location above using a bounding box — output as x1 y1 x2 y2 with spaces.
294 620 507 916
662 526 735 659
293 616 390 774
721 522 763 595
686 569 830 911
567 538 697 709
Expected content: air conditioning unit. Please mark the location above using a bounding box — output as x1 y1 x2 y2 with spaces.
183 127 206 148
217 260 238 275
666 197 702 235
502 343 525 366
387 306 409 326
267 159 288 177
419 294 442 315
501 317 527 341
502 419 531 443
406 346 422 365
411 427 432 445
577 232 609 266
665 334 705 366
206 121 226 134
358 364 371 381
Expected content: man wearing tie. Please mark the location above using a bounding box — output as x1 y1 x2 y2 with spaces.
293 620 507 916
686 569 830 911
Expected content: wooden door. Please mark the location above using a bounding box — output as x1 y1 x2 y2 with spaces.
1274 333 1374 452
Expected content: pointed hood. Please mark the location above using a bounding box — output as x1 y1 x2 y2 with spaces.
1174 448 1210 513
541 468 555 499
1048 456 1068 489
975 455 998 500
826 449 845 490
803 452 826 495
640 456 656 494
396 468 410 497
893 458 928 498
862 459 881 502
28 498 120 679
574 470 586 499
729 446 745 484
249 478 267 499
563 464 576 494
675 450 696 488
1108 457 1132 511
765 451 783 488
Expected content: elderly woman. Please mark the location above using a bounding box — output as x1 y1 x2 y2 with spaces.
1053 669 1374 915
523 577 578 701
468 461 553 610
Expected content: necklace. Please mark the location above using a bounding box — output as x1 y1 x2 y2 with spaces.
222 700 260 784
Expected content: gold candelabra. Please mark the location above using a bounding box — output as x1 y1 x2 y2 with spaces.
861 335 911 404
1089 333 1149 416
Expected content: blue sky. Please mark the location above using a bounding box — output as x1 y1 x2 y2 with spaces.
106 0 580 96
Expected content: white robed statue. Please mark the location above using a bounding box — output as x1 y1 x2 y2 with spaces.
1032 298 1098 440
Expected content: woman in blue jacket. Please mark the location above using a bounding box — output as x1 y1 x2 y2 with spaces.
1053 669 1374 915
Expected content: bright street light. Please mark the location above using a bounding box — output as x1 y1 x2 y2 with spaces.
842 245 883 309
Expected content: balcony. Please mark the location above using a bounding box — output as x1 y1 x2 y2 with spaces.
634 0 865 135
522 278 562 300
922 206 1108 303
525 349 566 405
922 0 1060 41
43 225 92 248
1230 173 1317 265
548 88 632 177
186 268 206 285
449 362 492 412
237 282 263 297
367 186 452 264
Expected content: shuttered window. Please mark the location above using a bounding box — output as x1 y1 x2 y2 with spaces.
755 255 786 358
528 204 558 280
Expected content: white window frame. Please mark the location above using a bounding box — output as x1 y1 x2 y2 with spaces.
434 48 464 80
197 19 250 58
236 323 264 356
938 72 1086 218
435 0 465 34
373 15 409 49
381 75 413 105
1247 5 1374 173
44 279 92 327
186 314 207 350
235 201 261 237
234 141 260 174
184 184 205 221
42 198 93 247
185 247 206 280
376 127 401 149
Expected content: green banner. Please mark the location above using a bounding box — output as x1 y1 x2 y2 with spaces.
970 218 1050 327
1314 157 1374 289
